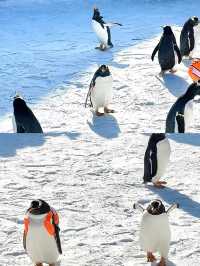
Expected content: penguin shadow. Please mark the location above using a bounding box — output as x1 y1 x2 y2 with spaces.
168 133 200 146
0 133 45 157
151 260 176 266
147 185 200 218
87 113 120 139
156 74 189 97
182 58 192 68
46 131 81 140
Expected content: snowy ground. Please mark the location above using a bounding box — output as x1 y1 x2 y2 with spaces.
1 27 200 133
0 133 200 265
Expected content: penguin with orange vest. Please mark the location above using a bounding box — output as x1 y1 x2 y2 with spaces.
23 199 62 266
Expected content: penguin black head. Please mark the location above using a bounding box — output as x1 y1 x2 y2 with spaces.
27 199 51 215
150 133 166 144
190 16 199 26
13 96 27 112
97 65 110 76
163 26 173 35
147 199 166 215
93 7 103 21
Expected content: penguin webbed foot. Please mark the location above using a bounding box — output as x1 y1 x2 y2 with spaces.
169 68 177 74
104 107 115 114
147 252 156 262
157 257 166 266
95 111 104 116
153 180 167 189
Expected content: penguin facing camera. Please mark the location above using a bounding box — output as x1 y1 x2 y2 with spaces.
134 200 179 266
180 16 199 59
23 199 62 266
166 81 200 133
13 95 43 133
151 26 182 75
92 7 122 51
143 134 171 188
85 65 114 116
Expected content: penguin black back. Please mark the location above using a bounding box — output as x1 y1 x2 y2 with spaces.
143 134 166 183
166 82 200 133
151 26 181 71
13 97 43 133
180 16 199 57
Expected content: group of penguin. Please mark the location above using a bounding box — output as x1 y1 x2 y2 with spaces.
11 11 200 133
12 7 197 266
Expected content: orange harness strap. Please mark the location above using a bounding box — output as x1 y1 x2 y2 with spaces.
24 209 59 236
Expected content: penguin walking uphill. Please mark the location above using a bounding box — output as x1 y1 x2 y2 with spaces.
134 200 179 266
13 95 43 133
143 134 171 188
165 82 200 133
180 16 199 59
23 200 62 266
85 65 114 116
92 7 122 51
151 26 182 75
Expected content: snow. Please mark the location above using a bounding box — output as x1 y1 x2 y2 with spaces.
1 133 200 265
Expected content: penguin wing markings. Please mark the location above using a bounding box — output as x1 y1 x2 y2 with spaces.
150 148 158 177
151 42 160 61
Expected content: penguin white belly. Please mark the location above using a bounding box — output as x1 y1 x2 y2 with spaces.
12 115 17 133
140 212 171 258
152 138 171 182
91 76 113 110
92 20 108 46
184 100 193 132
26 219 59 264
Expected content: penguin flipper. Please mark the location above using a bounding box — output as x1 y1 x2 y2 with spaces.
189 28 195 52
176 112 185 133
52 212 62 254
23 231 26 250
151 42 160 61
174 45 182 63
104 22 122 27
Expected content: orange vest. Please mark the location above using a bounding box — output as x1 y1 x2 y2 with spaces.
188 59 200 82
24 209 59 236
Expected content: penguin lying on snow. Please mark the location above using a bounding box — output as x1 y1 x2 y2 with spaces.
151 26 182 75
143 134 171 188
180 16 199 58
23 199 62 266
13 95 43 133
85 65 114 116
92 7 122 51
166 82 200 133
134 200 179 266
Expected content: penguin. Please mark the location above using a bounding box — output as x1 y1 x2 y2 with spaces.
133 200 179 266
23 199 62 266
151 26 182 75
13 95 43 133
85 65 114 116
165 82 200 133
180 16 199 58
143 134 171 188
92 7 122 50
